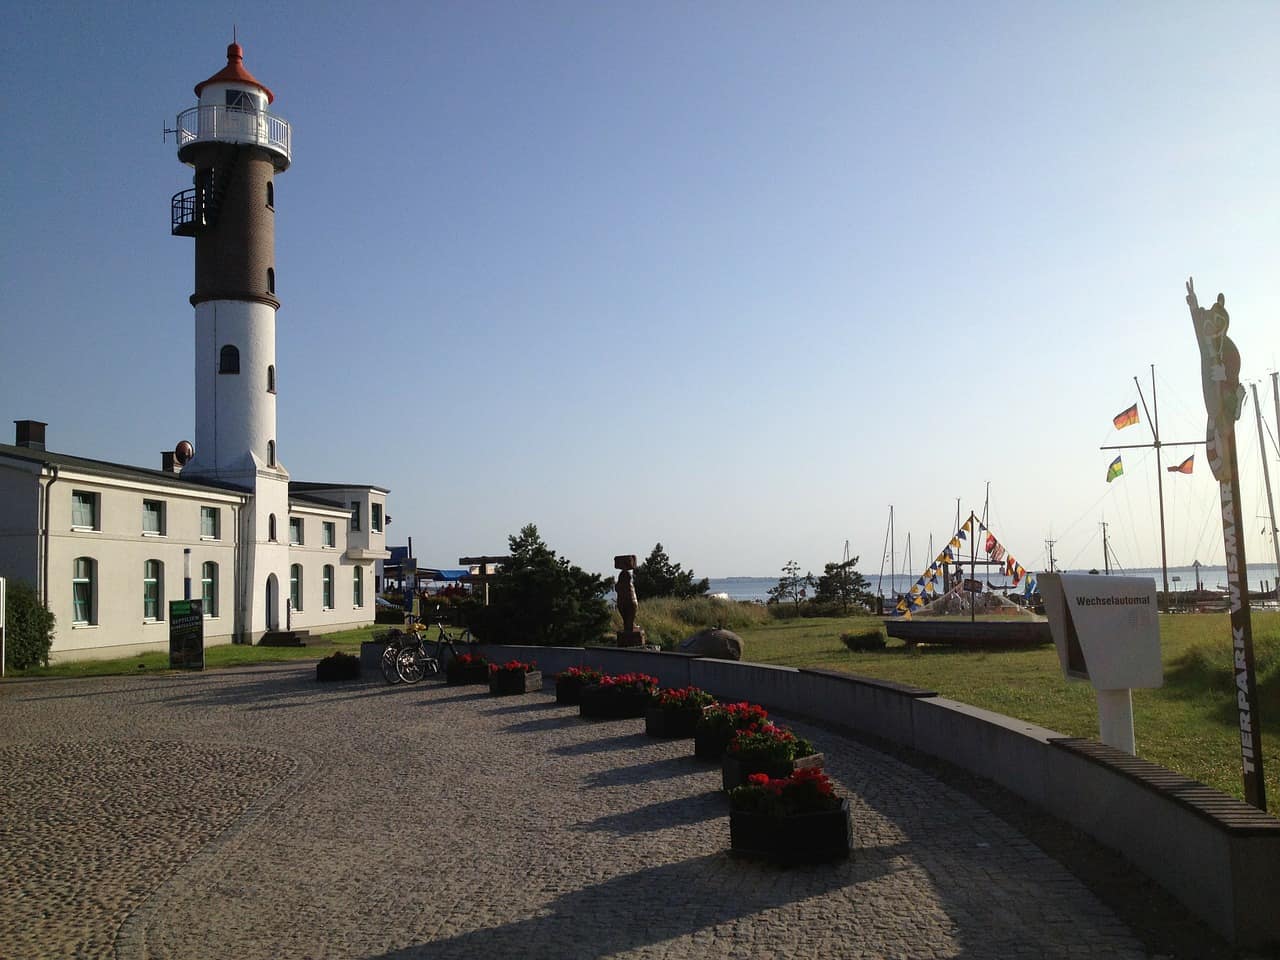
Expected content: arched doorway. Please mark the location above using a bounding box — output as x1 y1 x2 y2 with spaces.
265 573 279 631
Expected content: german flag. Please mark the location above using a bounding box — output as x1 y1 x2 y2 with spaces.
1113 404 1139 429
1167 455 1194 474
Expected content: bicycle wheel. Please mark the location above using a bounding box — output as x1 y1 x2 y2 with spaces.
381 643 403 684
397 649 424 684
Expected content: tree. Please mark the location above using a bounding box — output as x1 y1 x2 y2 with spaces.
813 557 873 614
767 560 815 611
482 524 612 647
4 580 54 671
635 543 709 601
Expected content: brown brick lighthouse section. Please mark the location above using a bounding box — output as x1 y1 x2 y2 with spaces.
0 665 1200 960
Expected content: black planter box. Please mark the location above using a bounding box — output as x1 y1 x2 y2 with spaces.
555 675 591 706
446 662 490 686
722 752 825 793
578 686 653 720
729 799 851 865
489 669 543 696
694 726 734 761
645 705 701 739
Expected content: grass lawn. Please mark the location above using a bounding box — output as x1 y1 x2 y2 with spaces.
736 611 1280 816
8 625 384 680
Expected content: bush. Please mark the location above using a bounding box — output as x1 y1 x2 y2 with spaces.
841 627 886 652
620 597 769 649
4 580 54 671
315 651 360 681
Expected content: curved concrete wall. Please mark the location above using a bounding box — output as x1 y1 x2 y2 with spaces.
469 643 1279 950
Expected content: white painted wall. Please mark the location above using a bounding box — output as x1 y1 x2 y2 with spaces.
43 474 244 660
186 299 279 484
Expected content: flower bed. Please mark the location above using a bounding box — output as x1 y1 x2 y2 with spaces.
488 660 542 696
728 768 851 865
445 653 490 686
694 702 769 761
645 686 716 739
721 721 823 792
555 666 604 706
578 672 658 720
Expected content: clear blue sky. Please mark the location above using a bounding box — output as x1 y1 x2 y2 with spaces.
4 2 1280 582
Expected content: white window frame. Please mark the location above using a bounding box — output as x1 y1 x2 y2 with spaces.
290 564 303 612
322 521 336 548
72 556 96 625
142 499 166 537
143 559 164 622
353 566 364 608
202 561 219 618
372 503 383 533
322 564 334 610
289 516 303 546
201 505 221 540
71 490 99 531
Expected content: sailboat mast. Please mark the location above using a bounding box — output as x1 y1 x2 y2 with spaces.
1135 366 1171 607
1250 382 1280 601
969 511 977 623
1102 521 1110 575
877 508 891 599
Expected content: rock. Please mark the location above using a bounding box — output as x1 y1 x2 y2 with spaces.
679 627 743 661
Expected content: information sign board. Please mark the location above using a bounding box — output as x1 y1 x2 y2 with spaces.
168 599 204 670
1038 574 1162 688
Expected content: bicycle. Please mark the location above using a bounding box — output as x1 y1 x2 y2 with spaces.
396 619 473 683
379 628 414 684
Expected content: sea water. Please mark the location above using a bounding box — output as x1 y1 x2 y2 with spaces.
708 564 1271 603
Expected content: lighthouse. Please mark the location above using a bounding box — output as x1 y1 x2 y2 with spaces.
170 41 293 637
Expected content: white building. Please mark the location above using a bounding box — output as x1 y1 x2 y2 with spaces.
0 42 390 661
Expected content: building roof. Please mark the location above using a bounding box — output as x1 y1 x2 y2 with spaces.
194 42 275 103
0 443 250 496
289 481 391 495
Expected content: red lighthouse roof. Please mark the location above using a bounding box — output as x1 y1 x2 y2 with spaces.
194 42 275 103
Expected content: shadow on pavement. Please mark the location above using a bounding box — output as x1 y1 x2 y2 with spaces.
362 849 903 960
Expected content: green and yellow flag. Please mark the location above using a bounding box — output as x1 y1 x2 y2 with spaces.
1106 455 1124 483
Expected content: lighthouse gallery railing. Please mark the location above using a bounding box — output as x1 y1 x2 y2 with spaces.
175 105 291 161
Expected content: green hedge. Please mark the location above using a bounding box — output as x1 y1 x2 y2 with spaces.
4 580 55 670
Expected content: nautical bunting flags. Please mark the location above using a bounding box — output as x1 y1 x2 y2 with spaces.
1106 456 1124 483
1167 455 1194 474
1113 404 1139 429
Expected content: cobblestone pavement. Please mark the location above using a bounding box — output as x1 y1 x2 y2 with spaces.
0 665 1188 959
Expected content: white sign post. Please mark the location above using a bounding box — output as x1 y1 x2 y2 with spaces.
1 576 6 678
1038 573 1163 754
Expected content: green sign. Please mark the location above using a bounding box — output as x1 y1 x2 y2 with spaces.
169 599 204 670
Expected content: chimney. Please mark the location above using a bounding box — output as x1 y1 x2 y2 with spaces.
14 420 47 451
161 451 182 474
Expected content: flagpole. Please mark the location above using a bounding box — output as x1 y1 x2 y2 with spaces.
1250 381 1280 601
1132 367 1172 608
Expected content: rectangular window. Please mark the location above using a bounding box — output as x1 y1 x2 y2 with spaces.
289 517 303 545
353 566 364 607
290 564 303 612
322 565 334 610
322 522 336 547
202 562 218 618
350 502 361 531
142 499 165 535
143 559 163 621
372 503 383 533
201 505 221 539
73 557 95 624
72 491 99 530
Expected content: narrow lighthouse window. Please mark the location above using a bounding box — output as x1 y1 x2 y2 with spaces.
219 345 240 374
267 268 275 294
266 181 274 208
267 364 276 394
